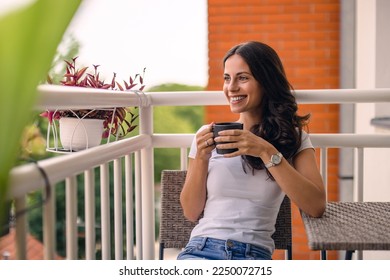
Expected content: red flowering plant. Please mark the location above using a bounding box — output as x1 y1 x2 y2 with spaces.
40 57 145 138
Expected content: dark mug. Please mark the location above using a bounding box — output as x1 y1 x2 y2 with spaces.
213 122 243 154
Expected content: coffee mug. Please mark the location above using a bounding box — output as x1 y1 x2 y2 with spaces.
213 122 243 154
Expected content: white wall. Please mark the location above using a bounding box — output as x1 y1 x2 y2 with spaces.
355 0 390 260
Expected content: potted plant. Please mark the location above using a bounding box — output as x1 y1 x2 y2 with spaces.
40 57 145 151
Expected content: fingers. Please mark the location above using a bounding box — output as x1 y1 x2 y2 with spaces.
215 142 238 152
214 130 241 144
214 129 243 156
204 137 214 148
196 124 215 150
202 129 215 148
216 129 242 137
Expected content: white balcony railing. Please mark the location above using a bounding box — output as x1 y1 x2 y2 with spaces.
6 85 390 260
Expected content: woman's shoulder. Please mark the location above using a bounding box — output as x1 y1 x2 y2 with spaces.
301 129 309 139
298 129 313 151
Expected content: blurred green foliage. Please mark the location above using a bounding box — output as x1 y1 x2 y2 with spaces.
150 83 204 182
0 0 81 235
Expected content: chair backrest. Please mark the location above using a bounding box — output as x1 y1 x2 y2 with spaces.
158 170 292 259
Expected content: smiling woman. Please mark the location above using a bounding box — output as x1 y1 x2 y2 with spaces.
65 0 208 88
177 41 326 260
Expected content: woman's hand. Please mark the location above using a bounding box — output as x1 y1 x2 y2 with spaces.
214 129 272 158
195 123 215 160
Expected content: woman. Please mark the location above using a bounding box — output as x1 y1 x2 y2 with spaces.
178 41 325 260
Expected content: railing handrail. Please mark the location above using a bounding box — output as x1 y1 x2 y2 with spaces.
8 134 151 199
36 85 390 110
309 133 390 148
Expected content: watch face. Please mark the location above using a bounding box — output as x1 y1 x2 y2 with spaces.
271 154 282 164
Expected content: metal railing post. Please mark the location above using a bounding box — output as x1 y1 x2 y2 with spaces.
43 185 55 260
14 197 27 260
135 151 143 259
125 154 134 260
114 158 123 260
180 148 188 170
354 147 364 260
66 176 78 259
100 163 111 260
84 168 96 260
320 147 328 201
139 104 155 260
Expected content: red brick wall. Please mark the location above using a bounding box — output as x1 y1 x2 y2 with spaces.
206 0 340 260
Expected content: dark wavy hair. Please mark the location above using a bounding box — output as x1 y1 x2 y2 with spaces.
223 41 310 179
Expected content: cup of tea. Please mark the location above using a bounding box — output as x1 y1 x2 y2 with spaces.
213 122 243 154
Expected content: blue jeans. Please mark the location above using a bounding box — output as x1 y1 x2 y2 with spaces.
177 237 272 260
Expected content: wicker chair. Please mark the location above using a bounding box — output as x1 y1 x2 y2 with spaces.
158 170 292 260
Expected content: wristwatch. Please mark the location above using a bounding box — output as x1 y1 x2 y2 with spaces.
265 152 283 169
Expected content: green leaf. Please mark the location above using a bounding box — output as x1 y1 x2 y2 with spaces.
0 0 81 229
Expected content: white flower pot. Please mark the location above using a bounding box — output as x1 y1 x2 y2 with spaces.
59 117 104 151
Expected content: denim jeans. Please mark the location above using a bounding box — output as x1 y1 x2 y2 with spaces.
177 237 272 260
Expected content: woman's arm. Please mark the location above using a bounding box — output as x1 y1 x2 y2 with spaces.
266 148 326 218
180 124 215 222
